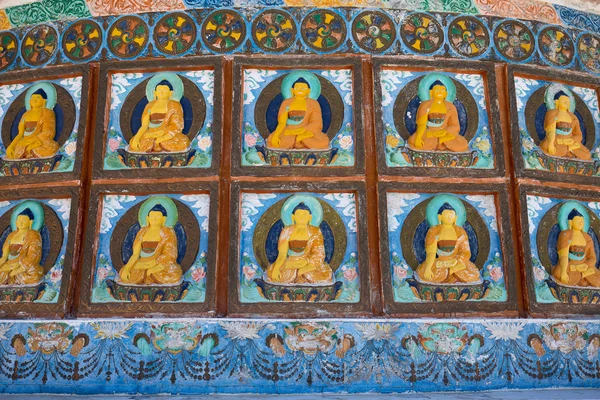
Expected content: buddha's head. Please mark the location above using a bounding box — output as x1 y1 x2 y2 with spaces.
430 84 448 101
154 80 173 101
16 208 34 231
29 89 47 110
437 203 457 226
146 204 168 228
555 94 571 111
291 78 311 99
291 202 313 226
568 209 585 232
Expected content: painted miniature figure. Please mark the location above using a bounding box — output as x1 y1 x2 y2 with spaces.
5 84 59 160
0 201 44 286
129 74 190 153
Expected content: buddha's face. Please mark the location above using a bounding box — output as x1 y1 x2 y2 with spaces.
147 211 166 227
438 209 456 225
16 215 33 230
154 85 172 101
291 82 310 99
29 94 46 109
556 95 571 111
292 209 312 225
430 85 447 101
570 215 585 231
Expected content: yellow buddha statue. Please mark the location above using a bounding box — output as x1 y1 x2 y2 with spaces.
129 79 190 153
540 94 591 160
267 74 330 150
551 206 600 287
5 87 59 160
0 208 44 285
416 201 481 284
119 204 182 285
266 202 333 285
407 83 470 153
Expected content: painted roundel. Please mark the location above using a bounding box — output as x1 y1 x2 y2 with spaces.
448 16 490 57
301 9 347 52
400 12 443 54
252 9 297 53
107 16 149 59
201 9 246 53
538 26 574 67
578 33 600 74
21 24 57 66
0 32 17 72
62 19 102 62
154 12 197 56
352 10 396 53
493 20 534 62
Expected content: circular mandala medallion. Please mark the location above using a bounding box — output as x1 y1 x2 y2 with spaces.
539 26 574 66
301 9 347 52
154 12 197 56
252 9 297 53
107 16 149 59
493 20 534 62
400 12 443 54
0 32 18 72
352 10 396 53
201 10 246 53
62 19 102 62
578 33 600 74
21 25 57 66
448 16 490 57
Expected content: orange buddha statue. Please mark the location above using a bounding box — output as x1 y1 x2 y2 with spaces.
540 95 591 160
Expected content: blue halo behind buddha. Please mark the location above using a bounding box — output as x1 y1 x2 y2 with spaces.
534 84 587 144
10 83 64 142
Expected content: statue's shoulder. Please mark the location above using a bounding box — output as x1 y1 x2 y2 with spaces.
25 229 42 241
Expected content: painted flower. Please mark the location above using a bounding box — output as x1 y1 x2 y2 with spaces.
64 142 77 156
91 322 133 340
0 323 13 340
488 266 503 282
49 268 62 284
192 267 206 283
242 264 258 282
338 135 353 150
108 138 121 152
418 323 469 354
151 323 202 354
220 321 265 340
343 267 358 282
482 322 526 341
474 138 490 153
394 265 408 280
284 323 337 355
354 323 398 341
533 267 547 282
541 323 587 354
386 134 399 148
198 136 212 151
244 133 257 148
97 267 110 282
27 323 73 355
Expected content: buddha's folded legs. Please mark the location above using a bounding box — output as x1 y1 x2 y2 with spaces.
157 134 190 152
297 131 330 150
0 271 9 285
569 146 592 160
439 135 470 153
29 142 59 158
583 270 600 287
10 269 44 285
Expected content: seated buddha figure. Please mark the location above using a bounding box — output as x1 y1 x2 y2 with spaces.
5 88 59 160
407 84 470 153
539 95 591 160
119 204 182 285
0 208 44 285
551 208 600 287
267 78 330 150
129 80 190 153
266 203 333 285
416 203 481 283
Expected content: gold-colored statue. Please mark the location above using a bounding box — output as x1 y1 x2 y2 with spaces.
267 73 330 150
6 86 59 160
129 78 190 153
266 202 333 284
540 94 591 160
120 203 182 285
552 205 600 287
416 201 480 284
0 207 44 285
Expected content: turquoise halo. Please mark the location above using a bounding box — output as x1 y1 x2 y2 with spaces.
138 196 179 228
146 72 184 102
25 82 57 110
417 73 456 102
281 70 322 100
425 194 466 227
11 200 45 231
281 194 323 227
558 201 590 232
545 83 576 112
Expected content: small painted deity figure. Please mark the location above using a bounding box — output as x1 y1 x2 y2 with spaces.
129 76 190 153
539 87 591 160
551 203 600 287
267 72 330 150
416 199 480 284
266 202 333 285
5 85 59 160
406 73 470 153
120 202 182 285
0 203 44 286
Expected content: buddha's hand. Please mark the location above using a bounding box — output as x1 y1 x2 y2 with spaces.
576 263 589 273
121 263 134 281
9 266 23 277
130 136 140 150
423 265 435 282
569 142 580 151
271 133 282 147
414 136 424 149
270 265 281 282
548 143 557 155
145 130 164 139
560 270 569 284
562 138 574 145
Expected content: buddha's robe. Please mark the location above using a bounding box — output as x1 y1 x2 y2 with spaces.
407 100 470 152
135 100 190 153
540 109 591 160
415 224 481 283
10 108 59 159
0 230 44 285
266 225 333 284
120 226 182 285
551 230 600 287
266 98 330 150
